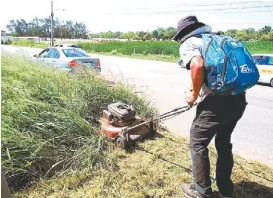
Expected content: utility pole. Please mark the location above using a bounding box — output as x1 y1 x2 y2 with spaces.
51 0 54 46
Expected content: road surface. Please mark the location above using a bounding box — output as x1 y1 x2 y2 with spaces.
2 45 273 167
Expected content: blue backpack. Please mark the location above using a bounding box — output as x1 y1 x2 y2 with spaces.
200 34 260 95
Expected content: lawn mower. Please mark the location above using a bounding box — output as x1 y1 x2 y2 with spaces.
100 102 195 150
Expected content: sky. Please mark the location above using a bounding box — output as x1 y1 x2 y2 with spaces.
1 0 273 33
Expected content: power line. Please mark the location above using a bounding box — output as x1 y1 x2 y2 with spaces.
207 22 273 24
122 5 273 14
205 8 273 15
124 1 265 11
110 5 273 15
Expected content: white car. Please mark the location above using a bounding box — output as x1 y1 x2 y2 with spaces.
54 44 81 48
31 47 101 73
252 54 273 87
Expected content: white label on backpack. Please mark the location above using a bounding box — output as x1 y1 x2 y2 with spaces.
240 64 254 73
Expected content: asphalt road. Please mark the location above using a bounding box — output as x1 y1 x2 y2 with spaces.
2 45 273 167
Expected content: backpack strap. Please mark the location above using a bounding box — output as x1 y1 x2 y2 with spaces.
220 37 228 84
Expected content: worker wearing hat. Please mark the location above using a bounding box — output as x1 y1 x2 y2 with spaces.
173 16 247 198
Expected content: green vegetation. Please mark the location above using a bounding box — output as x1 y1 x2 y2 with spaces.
80 41 180 56
89 26 273 42
2 55 273 198
6 18 88 39
6 17 272 42
98 51 178 62
79 41 273 58
16 131 273 198
1 55 155 191
244 41 273 54
11 40 48 48
10 39 272 62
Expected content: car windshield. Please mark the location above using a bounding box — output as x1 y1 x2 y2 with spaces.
62 49 89 57
68 45 80 48
252 56 263 64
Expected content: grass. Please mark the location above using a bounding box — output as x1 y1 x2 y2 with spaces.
1 54 155 191
91 51 178 62
11 40 48 48
79 41 180 56
244 41 273 54
16 131 273 198
78 41 180 63
10 40 272 63
79 41 273 58
3 46 273 198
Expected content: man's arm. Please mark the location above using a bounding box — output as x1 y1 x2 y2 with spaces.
186 56 205 105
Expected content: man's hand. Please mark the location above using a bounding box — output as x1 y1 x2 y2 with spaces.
185 90 198 105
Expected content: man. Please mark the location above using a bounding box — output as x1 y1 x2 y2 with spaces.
173 16 247 198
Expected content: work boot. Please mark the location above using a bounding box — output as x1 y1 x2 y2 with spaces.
181 183 211 198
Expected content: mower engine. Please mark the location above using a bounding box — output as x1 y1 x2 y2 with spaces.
100 102 155 149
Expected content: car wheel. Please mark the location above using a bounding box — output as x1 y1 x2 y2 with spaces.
270 79 273 87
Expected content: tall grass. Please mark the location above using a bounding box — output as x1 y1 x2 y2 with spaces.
79 41 181 56
1 55 155 191
79 41 273 57
11 40 48 48
244 41 273 54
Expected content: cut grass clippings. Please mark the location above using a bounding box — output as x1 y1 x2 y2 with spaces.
16 131 273 198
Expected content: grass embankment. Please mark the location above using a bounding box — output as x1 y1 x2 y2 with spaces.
2 55 273 198
1 55 155 191
11 40 48 48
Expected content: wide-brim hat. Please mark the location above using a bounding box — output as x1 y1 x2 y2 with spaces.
173 16 207 42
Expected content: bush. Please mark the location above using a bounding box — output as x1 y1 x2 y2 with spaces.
1 55 155 191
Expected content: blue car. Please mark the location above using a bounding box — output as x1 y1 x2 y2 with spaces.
177 58 185 68
31 47 101 73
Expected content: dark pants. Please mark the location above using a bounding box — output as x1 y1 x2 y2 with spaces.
190 94 247 197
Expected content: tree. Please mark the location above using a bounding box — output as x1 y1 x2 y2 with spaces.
115 31 122 38
152 30 159 39
235 31 249 41
163 27 176 40
4 17 273 41
137 31 146 40
28 17 41 37
225 29 237 38
144 33 152 40
158 32 164 40
261 31 273 41
261 26 272 34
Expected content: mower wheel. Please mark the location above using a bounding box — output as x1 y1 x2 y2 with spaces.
148 122 157 137
116 136 128 150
